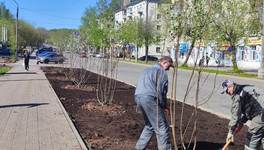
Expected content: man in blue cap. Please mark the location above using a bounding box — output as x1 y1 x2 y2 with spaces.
221 79 264 150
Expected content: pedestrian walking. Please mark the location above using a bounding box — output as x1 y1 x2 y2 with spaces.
134 56 173 150
206 55 210 67
199 56 204 67
221 79 264 150
24 50 30 71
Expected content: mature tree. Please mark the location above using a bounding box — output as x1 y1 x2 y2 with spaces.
142 19 157 63
108 0 122 12
0 3 13 21
0 3 45 54
120 19 137 59
181 0 214 66
18 21 45 49
134 19 145 62
157 2 171 56
49 29 76 51
212 0 261 72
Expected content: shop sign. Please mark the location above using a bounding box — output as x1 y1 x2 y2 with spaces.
179 43 189 52
246 39 262 46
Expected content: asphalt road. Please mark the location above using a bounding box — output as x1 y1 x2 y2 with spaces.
116 60 264 119
36 53 264 119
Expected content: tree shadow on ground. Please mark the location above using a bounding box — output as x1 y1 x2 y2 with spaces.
177 141 225 150
0 103 49 108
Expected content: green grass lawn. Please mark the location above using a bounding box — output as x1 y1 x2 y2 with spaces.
119 59 258 79
0 66 12 76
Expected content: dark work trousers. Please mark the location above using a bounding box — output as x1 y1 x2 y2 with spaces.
135 95 171 150
24 57 29 70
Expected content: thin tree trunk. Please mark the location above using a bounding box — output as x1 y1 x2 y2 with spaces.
230 43 238 71
183 39 196 65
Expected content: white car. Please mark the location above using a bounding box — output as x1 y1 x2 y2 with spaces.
96 53 105 58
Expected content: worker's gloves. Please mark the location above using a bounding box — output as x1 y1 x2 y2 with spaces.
164 108 170 115
226 132 234 143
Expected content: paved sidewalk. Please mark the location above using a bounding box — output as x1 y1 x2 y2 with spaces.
0 58 87 150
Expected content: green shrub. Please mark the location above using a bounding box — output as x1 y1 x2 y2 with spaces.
11 55 18 62
180 64 188 68
230 69 244 74
1 66 12 75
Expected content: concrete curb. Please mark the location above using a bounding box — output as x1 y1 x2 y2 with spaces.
44 70 90 150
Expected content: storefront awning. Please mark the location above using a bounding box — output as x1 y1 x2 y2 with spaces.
246 40 262 46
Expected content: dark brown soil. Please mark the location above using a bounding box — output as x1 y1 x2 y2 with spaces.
42 66 248 150
0 57 13 63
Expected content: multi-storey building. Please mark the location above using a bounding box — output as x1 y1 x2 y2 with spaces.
114 0 171 58
115 0 262 69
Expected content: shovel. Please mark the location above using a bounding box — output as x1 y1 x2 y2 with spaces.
222 124 243 150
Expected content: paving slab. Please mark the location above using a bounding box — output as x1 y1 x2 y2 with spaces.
0 57 87 150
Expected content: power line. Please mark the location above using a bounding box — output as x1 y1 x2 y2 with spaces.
24 19 80 27
20 8 80 21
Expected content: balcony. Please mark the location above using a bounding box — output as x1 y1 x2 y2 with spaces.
122 13 127 19
137 7 143 14
127 13 132 17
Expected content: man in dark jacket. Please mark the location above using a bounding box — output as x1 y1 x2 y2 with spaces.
24 50 30 71
221 79 264 150
135 56 173 150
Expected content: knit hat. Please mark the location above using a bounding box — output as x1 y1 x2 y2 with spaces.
221 79 234 94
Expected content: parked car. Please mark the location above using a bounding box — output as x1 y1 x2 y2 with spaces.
96 53 105 58
92 52 99 57
79 51 87 57
36 51 56 60
89 51 95 57
39 53 65 64
139 55 158 61
36 47 54 57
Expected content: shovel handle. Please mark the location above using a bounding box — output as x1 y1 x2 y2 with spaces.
222 139 232 150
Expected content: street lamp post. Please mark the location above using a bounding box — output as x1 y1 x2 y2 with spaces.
258 6 264 79
13 0 18 57
259 28 264 79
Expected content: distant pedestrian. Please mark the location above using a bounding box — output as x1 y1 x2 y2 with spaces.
199 56 204 67
134 56 173 150
206 55 210 67
221 79 264 150
24 51 30 71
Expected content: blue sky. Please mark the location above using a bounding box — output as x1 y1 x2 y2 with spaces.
2 0 97 30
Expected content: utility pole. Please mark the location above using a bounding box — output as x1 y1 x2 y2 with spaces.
258 5 264 79
13 0 19 57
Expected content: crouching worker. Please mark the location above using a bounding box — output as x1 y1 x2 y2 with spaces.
221 79 264 150
134 56 173 150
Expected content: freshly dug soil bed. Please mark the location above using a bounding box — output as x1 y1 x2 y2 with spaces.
0 57 13 63
42 66 248 150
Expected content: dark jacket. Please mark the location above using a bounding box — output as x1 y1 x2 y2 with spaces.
228 84 264 133
135 63 168 109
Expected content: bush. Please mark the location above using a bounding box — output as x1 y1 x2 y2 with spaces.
180 64 188 68
230 69 244 73
11 55 18 62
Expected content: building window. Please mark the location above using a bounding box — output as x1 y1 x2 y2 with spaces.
250 45 256 60
156 47 161 53
242 51 245 60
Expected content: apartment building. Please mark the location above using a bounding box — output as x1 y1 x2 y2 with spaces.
114 0 171 58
